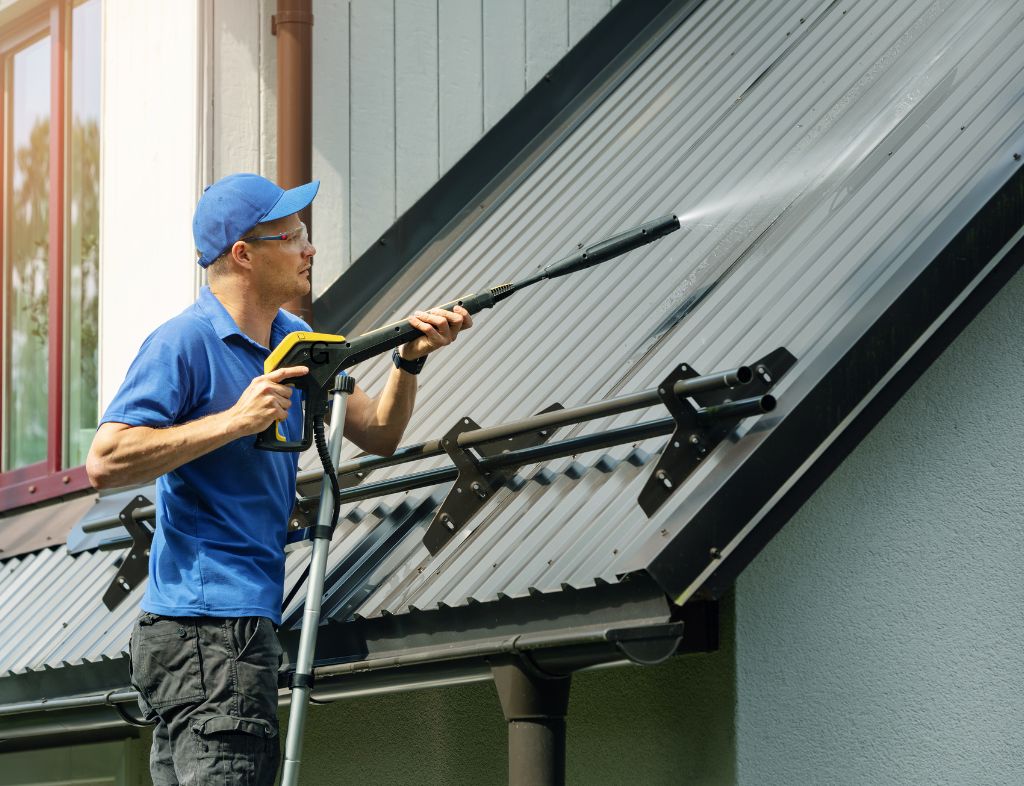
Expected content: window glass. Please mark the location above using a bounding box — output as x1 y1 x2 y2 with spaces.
4 35 51 471
66 0 101 467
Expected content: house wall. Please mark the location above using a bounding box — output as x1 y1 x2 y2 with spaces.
734 266 1024 785
309 0 619 298
98 0 204 412
95 0 617 410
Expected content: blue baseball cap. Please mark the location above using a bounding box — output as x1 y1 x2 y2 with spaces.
193 173 320 267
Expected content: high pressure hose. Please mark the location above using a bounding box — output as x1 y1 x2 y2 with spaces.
313 413 341 532
281 413 341 616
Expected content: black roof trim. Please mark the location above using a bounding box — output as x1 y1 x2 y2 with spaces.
313 0 694 333
0 655 128 707
646 162 1024 601
281 573 705 668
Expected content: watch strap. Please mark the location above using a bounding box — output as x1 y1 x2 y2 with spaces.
392 348 426 375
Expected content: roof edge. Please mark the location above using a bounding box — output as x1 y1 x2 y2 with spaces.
647 159 1024 601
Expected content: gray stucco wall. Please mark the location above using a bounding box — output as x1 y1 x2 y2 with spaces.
735 266 1024 785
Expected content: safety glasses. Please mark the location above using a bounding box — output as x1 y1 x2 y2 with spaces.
241 222 309 247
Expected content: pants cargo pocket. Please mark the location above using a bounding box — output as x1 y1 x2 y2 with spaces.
132 614 207 711
182 714 280 786
232 617 283 721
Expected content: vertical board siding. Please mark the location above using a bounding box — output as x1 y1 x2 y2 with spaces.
349 0 396 259
395 0 439 214
482 0 526 130
569 0 611 47
212 0 262 175
312 0 350 295
438 0 483 173
302 0 612 287
525 0 569 84
259 0 277 182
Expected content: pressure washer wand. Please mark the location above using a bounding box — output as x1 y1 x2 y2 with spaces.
257 213 681 452
506 212 681 292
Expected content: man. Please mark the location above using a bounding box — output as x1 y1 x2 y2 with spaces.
86 173 471 785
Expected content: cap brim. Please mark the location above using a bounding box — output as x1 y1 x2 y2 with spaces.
261 179 320 222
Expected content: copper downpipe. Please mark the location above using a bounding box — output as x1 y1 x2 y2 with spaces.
274 0 314 325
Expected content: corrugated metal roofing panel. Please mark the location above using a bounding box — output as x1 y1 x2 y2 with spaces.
299 0 1023 621
0 548 140 675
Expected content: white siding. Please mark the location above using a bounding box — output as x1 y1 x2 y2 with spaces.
99 0 202 412
311 0 615 297
348 0 395 258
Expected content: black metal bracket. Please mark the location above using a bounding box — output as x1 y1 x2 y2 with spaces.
102 495 154 612
288 497 317 534
423 405 563 555
638 348 796 517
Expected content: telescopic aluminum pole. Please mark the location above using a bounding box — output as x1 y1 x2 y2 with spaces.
282 374 354 786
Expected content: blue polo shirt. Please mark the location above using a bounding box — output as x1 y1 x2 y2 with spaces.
100 286 308 624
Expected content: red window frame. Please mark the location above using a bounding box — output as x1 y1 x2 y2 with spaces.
0 2 92 511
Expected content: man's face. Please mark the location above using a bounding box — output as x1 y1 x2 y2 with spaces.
246 213 315 303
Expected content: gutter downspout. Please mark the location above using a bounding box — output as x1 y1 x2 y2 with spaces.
273 0 314 325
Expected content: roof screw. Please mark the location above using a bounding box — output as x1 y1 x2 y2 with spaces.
28 485 36 494
441 514 454 531
656 470 673 489
709 547 722 560
470 482 487 499
1015 153 1021 161
62 475 70 484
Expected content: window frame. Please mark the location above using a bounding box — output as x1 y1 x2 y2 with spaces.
0 1 93 511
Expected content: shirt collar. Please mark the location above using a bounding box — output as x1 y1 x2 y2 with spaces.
196 286 293 351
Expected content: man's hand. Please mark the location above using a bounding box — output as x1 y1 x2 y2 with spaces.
399 306 474 360
227 365 309 436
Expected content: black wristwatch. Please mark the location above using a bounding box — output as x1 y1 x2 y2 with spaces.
392 348 426 375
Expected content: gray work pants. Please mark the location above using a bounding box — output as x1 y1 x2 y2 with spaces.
129 612 282 785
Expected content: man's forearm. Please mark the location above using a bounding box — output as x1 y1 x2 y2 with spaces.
87 411 241 489
347 366 418 456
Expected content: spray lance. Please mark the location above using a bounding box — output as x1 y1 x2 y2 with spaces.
267 212 680 786
256 212 681 454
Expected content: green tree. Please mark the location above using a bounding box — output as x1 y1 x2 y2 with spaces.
7 116 49 468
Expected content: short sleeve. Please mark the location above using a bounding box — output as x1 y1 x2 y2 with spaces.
100 331 195 428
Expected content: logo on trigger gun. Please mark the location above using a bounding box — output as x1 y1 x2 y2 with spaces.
311 342 329 365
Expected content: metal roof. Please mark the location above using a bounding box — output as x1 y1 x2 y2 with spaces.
303 0 1024 621
0 548 140 675
2 0 1023 680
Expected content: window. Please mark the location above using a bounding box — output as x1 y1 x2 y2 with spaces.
0 0 99 510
